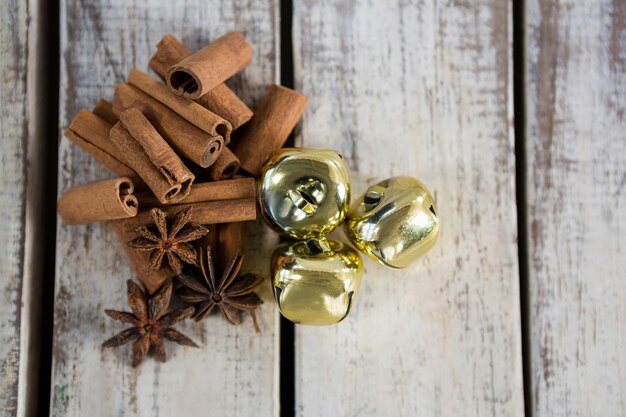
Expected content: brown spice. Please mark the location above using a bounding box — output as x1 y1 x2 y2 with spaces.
111 220 177 294
149 34 253 130
127 207 208 274
127 69 232 144
135 177 256 209
207 147 240 181
110 108 194 204
65 109 141 185
102 279 198 367
166 32 252 100
126 198 257 228
232 84 308 176
113 83 224 168
177 246 263 332
92 99 118 125
57 177 138 224
216 222 247 271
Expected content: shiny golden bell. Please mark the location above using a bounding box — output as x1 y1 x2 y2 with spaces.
258 148 350 239
271 238 363 325
345 176 440 269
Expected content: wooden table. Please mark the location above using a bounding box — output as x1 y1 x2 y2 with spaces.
1 1 624 416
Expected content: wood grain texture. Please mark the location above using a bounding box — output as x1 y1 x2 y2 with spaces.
525 0 626 415
293 1 524 416
52 1 279 416
0 0 28 415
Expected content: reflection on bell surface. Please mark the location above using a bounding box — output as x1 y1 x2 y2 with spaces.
258 148 350 239
271 238 363 325
345 176 440 269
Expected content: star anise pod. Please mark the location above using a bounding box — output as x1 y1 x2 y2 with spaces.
177 246 264 332
102 279 198 367
128 207 208 274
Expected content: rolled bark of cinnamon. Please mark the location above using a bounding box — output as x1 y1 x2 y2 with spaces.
111 219 178 294
216 221 247 270
127 69 232 144
135 177 256 208
166 32 252 100
194 232 219 274
149 34 253 130
113 83 224 167
65 109 143 186
92 99 118 125
110 108 194 204
208 147 240 180
200 84 252 131
232 85 308 176
58 177 139 224
120 108 195 196
125 198 256 229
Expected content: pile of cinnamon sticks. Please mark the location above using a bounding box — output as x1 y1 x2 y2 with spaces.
58 32 308 293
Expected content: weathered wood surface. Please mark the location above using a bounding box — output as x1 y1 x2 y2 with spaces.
293 1 524 416
525 1 626 416
52 2 279 416
0 0 29 415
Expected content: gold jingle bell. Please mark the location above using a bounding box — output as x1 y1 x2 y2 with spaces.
258 148 350 239
345 176 440 269
271 238 363 325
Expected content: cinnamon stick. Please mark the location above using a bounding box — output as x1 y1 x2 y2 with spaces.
149 34 253 130
135 177 256 208
124 199 256 229
128 69 232 144
110 108 194 204
208 147 240 180
166 32 252 100
232 85 308 176
57 177 138 224
92 99 118 125
119 108 195 195
65 109 142 186
113 83 225 168
216 222 247 270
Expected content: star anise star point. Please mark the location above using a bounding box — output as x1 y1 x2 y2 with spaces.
177 246 264 332
102 279 198 367
128 207 208 274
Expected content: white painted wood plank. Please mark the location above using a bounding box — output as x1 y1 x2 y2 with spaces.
52 2 279 416
293 1 524 416
0 0 30 415
525 1 626 416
